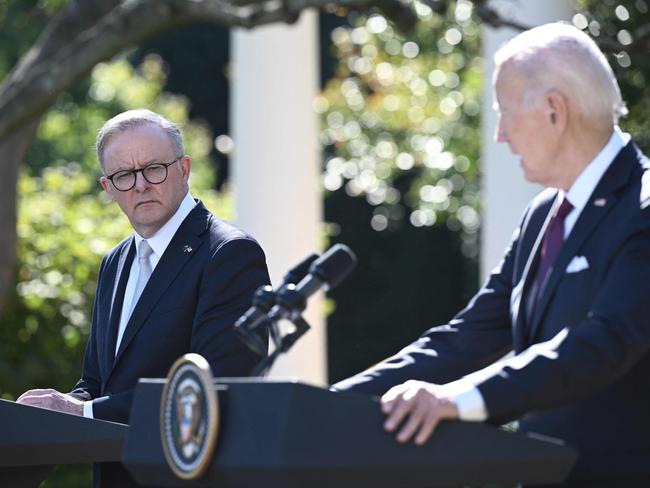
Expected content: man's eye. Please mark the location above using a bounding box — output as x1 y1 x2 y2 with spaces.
146 164 165 173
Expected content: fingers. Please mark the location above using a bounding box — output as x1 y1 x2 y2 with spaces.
381 381 430 438
382 384 414 431
17 388 57 404
395 399 432 444
15 389 83 415
381 380 422 429
414 408 442 446
380 381 458 446
380 382 409 414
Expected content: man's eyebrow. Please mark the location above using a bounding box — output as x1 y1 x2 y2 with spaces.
113 159 158 172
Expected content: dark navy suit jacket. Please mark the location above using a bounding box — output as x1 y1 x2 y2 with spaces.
69 201 270 486
334 142 650 482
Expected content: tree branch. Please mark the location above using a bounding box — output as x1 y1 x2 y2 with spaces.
0 119 40 318
473 0 650 55
0 0 418 141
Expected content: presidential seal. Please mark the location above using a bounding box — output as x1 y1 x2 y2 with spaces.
160 354 219 480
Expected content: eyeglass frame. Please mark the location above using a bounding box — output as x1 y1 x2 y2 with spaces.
103 156 183 192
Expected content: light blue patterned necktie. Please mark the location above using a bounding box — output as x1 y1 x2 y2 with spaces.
128 239 153 319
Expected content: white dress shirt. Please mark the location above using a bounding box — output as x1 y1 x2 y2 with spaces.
449 127 629 421
83 192 197 418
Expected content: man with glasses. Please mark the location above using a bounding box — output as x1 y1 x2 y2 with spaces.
18 110 270 479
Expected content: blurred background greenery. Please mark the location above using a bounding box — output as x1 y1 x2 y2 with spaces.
0 0 648 486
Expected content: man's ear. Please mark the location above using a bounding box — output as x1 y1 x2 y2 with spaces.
546 90 568 130
180 156 192 182
100 176 115 201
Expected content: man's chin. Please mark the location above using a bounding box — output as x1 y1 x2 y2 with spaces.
132 203 164 221
517 158 528 174
130 213 166 237
519 164 538 184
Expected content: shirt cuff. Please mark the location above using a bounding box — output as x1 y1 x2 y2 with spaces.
438 380 488 422
83 400 94 419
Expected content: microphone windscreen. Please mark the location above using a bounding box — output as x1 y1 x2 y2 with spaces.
309 244 357 289
282 253 319 285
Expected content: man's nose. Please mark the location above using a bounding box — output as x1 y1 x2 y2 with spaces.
134 170 150 191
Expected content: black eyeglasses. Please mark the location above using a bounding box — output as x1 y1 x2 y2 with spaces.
105 157 182 191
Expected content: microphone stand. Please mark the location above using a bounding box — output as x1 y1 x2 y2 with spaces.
235 280 314 377
251 284 312 377
252 315 311 377
239 245 357 376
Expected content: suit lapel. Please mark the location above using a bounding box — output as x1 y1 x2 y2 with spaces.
512 194 557 351
111 203 210 367
528 143 639 341
99 238 135 377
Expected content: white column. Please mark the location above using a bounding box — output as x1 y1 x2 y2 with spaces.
481 0 574 280
231 12 325 385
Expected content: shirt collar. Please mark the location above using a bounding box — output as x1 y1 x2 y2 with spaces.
133 192 197 258
562 126 630 212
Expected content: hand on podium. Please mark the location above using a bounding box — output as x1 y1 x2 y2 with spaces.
381 380 459 446
17 388 84 416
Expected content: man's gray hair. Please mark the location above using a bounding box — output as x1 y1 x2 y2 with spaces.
495 22 627 128
96 109 185 171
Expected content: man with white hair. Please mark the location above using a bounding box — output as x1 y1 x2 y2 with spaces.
334 23 650 486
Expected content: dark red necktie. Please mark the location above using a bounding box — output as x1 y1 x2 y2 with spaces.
533 197 574 304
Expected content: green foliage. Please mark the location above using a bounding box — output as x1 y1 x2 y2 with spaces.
320 0 482 257
574 0 650 151
1 168 121 394
1 55 225 400
322 1 482 381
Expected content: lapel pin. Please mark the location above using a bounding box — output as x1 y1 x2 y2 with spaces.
593 198 607 207
183 245 193 253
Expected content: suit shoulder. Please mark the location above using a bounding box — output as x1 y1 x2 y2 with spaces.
206 216 264 254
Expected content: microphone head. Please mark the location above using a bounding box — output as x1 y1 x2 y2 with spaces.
309 244 357 289
282 253 319 286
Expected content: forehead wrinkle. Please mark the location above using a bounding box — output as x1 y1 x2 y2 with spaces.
118 158 160 171
107 157 160 175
